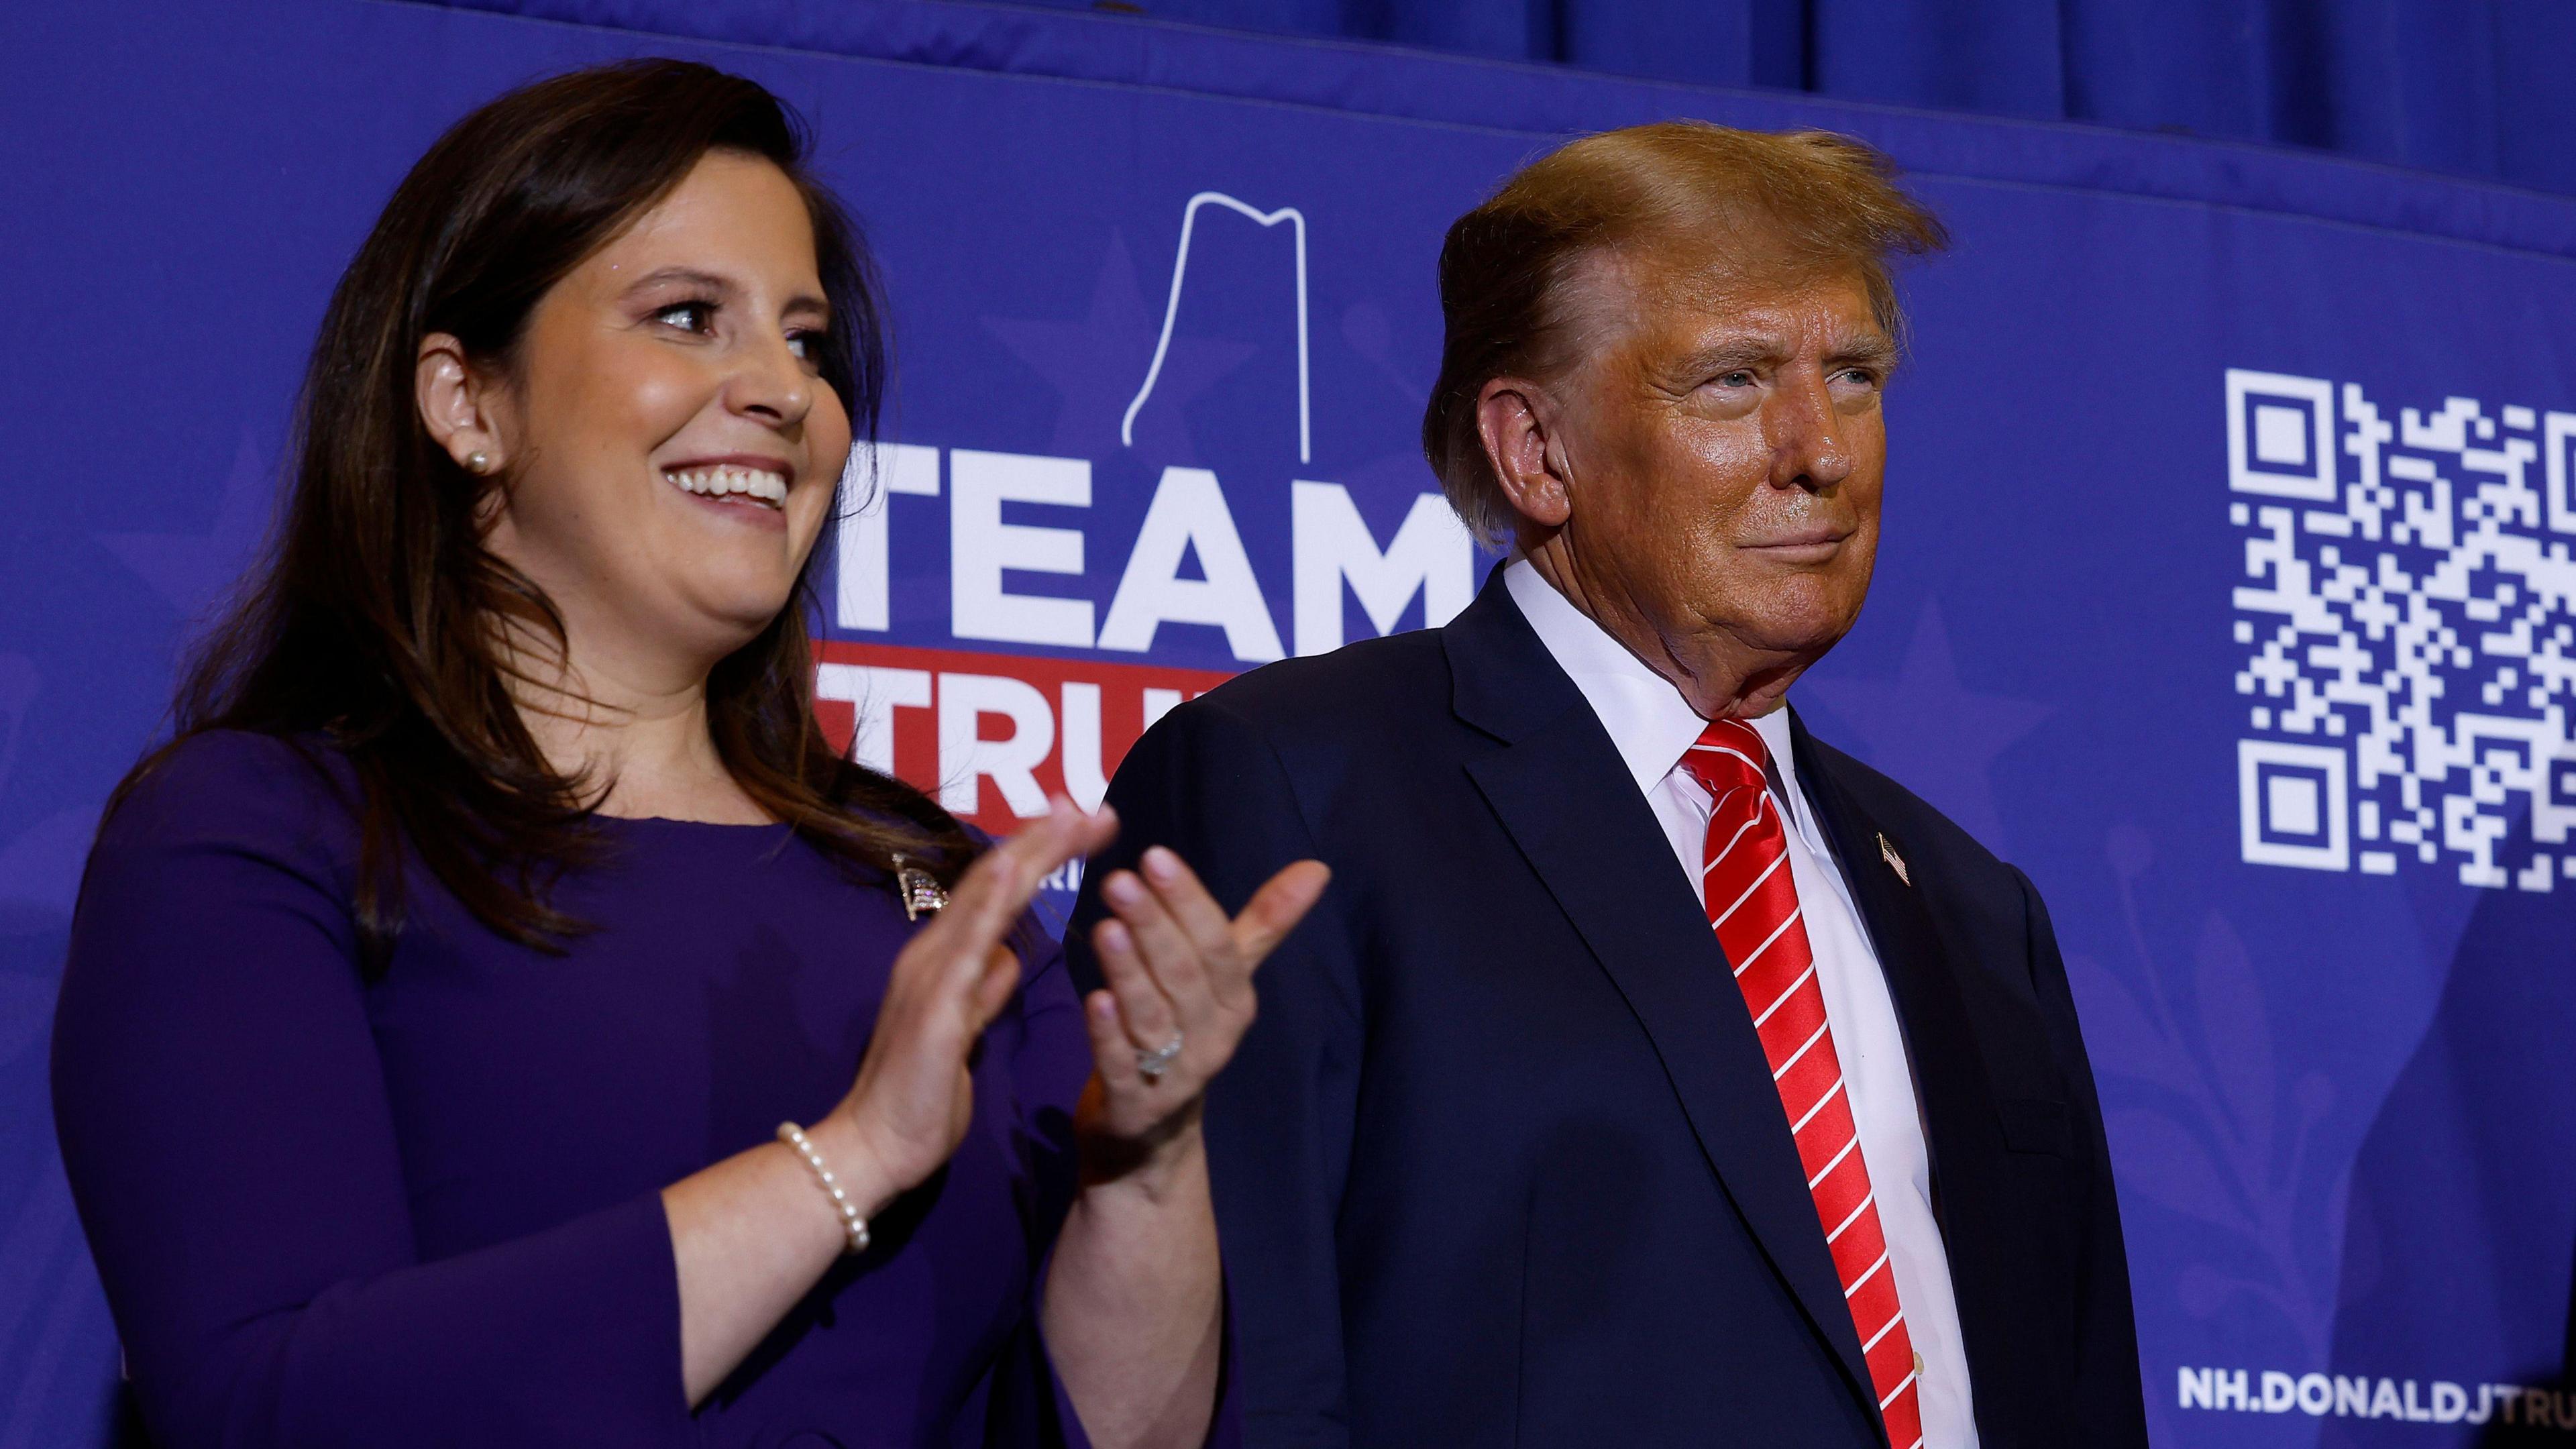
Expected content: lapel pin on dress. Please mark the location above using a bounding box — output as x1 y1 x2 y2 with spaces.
892 853 950 921
1877 833 1912 887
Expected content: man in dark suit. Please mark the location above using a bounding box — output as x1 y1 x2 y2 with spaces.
1068 121 2149 1448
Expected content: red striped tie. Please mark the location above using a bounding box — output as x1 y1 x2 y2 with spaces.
1682 718 1923 1449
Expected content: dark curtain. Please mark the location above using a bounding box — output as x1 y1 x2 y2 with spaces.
1050 0 2576 195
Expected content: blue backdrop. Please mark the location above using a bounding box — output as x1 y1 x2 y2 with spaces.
482 0 2576 197
7 1 2576 1444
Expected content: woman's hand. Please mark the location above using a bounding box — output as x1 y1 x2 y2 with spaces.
828 799 1117 1203
1040 846 1326 1446
1077 846 1330 1181
665 799 1110 1405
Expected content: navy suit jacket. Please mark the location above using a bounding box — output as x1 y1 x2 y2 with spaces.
1067 573 2150 1448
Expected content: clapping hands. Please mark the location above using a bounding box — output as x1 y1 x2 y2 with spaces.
832 798 1326 1203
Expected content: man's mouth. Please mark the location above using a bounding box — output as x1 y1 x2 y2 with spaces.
663 464 788 509
1745 527 1851 554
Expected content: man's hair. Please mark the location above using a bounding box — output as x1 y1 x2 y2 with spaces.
1422 122 1949 545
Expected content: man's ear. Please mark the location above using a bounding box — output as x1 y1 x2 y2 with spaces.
415 333 506 476
1474 377 1574 531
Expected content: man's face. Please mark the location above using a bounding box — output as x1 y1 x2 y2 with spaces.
1540 242 1892 707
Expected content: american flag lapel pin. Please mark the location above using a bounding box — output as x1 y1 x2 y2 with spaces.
1877 833 1911 887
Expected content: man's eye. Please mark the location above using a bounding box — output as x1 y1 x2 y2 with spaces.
1714 371 1756 388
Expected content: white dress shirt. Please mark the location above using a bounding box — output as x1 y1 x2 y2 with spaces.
1505 560 1980 1448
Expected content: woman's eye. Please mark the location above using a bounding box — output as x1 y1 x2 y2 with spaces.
786 331 815 360
654 301 715 333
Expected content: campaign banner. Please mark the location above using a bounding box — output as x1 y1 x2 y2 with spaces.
808 435 1472 849
8 0 2576 1443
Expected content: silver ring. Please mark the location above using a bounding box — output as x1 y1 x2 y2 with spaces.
1135 1032 1185 1082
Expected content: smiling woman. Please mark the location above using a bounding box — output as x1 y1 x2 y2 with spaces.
48 59 1324 1449
419 150 863 815
181 60 923 946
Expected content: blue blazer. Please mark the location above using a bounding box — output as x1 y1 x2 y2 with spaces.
1068 572 2149 1448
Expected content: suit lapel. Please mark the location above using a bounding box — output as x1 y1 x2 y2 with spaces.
1788 711 2031 1400
1788 711 1996 1183
1446 579 1877 1409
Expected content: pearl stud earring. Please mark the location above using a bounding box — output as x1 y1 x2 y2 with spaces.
464 450 491 474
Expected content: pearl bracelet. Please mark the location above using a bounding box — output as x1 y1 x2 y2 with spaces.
776 1121 871 1255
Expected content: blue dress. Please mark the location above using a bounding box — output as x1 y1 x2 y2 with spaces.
51 731 1095 1447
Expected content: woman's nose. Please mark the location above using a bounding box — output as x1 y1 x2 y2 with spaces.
727 332 814 428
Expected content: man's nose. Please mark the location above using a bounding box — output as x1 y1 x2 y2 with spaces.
1767 369 1854 492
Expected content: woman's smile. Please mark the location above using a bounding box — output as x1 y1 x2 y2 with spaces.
662 454 796 525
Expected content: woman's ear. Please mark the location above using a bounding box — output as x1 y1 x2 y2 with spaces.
415 333 504 476
1474 377 1574 532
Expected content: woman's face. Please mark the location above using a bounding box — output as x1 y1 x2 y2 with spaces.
468 150 850 682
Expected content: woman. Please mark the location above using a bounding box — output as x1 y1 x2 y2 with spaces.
50 60 1324 1448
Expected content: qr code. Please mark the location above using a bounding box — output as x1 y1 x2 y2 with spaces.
2231 368 2576 888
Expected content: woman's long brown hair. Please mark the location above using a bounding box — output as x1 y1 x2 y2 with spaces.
113 59 978 968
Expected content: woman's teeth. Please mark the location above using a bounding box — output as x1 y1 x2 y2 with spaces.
665 466 788 507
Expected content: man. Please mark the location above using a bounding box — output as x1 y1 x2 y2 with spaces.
1068 123 2149 1448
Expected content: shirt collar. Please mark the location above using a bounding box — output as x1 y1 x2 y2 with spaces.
1503 557 1803 793
1504 559 1707 795
1502 560 1838 873
1746 706 1803 800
